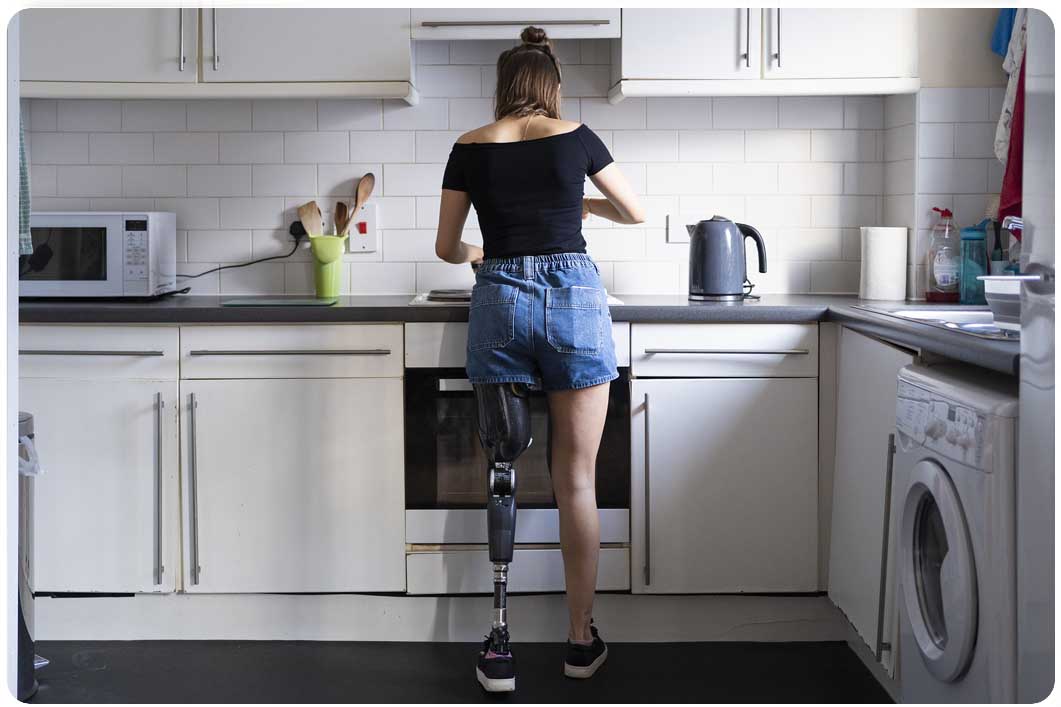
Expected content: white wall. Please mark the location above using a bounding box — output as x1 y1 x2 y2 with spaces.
918 9 1008 88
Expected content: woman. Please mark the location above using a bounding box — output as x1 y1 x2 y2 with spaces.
435 26 645 691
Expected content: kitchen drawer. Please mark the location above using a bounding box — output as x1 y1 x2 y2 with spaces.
180 324 403 379
631 323 818 378
406 547 629 594
405 321 631 368
19 325 178 380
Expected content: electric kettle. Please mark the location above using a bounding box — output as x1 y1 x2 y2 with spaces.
687 216 767 301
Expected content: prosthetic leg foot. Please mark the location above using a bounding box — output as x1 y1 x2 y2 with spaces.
473 383 532 693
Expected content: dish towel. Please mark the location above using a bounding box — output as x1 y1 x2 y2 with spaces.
991 9 1018 57
18 117 31 255
994 8 1027 164
999 57 1025 221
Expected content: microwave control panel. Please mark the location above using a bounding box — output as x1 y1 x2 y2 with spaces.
123 219 149 282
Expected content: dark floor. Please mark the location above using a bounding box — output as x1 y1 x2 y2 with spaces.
30 640 892 703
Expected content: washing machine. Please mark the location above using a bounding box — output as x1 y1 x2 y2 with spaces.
893 363 1018 703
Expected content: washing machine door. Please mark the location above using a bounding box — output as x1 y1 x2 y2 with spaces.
900 458 978 682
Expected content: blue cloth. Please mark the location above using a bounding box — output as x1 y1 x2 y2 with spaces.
466 253 618 391
992 9 1017 57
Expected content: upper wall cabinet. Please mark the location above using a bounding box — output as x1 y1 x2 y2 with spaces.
611 8 919 102
202 9 411 82
20 9 198 83
412 8 620 40
19 8 418 103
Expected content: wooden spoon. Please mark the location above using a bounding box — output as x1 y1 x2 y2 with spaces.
334 201 349 238
344 172 376 235
297 200 323 237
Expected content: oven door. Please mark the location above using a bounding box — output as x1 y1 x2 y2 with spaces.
19 213 125 297
405 367 630 543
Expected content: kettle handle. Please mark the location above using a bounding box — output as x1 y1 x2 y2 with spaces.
738 223 767 274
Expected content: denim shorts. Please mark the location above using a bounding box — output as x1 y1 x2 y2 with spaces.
466 253 619 391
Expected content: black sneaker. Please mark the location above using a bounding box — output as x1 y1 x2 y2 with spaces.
564 623 608 679
476 630 515 692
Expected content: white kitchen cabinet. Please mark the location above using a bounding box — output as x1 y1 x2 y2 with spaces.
412 9 620 40
20 8 197 83
181 377 405 593
19 378 179 593
762 9 918 80
618 9 761 81
202 9 411 83
828 328 915 676
630 377 819 594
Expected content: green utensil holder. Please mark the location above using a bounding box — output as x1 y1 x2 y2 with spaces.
309 235 347 299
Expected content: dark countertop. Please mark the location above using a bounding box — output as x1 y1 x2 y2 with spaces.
18 294 1020 375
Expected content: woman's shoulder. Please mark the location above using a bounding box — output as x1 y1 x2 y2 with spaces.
455 118 584 145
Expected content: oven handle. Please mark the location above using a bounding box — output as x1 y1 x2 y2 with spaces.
438 378 474 392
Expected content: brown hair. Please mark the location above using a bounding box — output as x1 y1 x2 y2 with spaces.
494 26 563 121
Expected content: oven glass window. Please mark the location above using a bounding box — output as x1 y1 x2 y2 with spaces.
19 227 107 281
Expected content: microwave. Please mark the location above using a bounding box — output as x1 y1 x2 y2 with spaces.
19 212 177 298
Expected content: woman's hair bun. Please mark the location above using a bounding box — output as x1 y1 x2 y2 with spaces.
520 26 550 47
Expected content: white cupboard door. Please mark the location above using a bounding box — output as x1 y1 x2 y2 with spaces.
631 378 818 594
20 379 179 593
202 9 411 82
412 9 620 40
182 378 405 593
828 328 914 675
20 9 197 83
763 9 918 80
620 9 760 80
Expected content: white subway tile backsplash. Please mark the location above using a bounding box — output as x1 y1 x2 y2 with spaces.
646 163 712 195
187 101 252 131
220 197 286 228
953 193 991 228
918 123 954 158
812 130 877 162
612 131 678 162
842 163 884 196
810 261 860 293
89 133 154 164
383 98 449 130
448 98 494 130
745 195 811 227
882 124 915 161
954 123 996 158
31 197 93 211
351 262 417 294
562 65 611 97
283 132 349 163
29 165 57 197
918 87 989 123
580 39 611 65
189 165 251 197
187 230 254 262
678 131 743 162
252 100 317 131
988 87 1005 121
746 130 810 162
416 65 483 97
679 195 747 223
155 198 221 230
581 98 646 130
384 163 445 196
219 132 284 164
750 261 810 294
318 100 383 131
374 197 418 230
252 164 317 196
57 101 121 131
843 96 884 130
123 165 187 197
56 165 123 197
351 131 417 163
30 132 88 164
177 265 220 295
780 163 843 195
715 163 779 194
986 158 1003 192
883 194 915 229
647 98 711 129
841 227 862 260
29 100 57 131
613 261 680 294
713 97 778 129
253 229 311 260
416 261 476 291
415 131 463 163
414 40 451 65
583 229 647 261
918 158 987 194
811 195 878 228
447 40 514 65
643 228 689 262
916 195 953 229
154 132 219 164
122 101 186 132
318 164 382 198
779 97 844 129
382 229 438 261
219 261 286 294
884 93 915 128
778 228 842 261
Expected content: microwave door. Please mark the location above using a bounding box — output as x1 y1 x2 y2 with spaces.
20 215 124 296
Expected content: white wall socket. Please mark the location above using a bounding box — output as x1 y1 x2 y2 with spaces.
347 202 378 253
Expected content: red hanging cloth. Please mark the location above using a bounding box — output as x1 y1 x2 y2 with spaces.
999 55 1026 224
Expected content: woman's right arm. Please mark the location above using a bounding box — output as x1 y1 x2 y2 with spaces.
585 163 645 225
435 188 484 264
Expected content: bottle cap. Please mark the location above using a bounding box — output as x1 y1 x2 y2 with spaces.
932 207 954 218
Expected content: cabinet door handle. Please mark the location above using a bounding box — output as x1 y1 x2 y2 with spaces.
188 393 201 586
643 348 809 356
188 349 391 356
643 393 651 587
153 393 165 586
212 9 220 71
178 8 186 72
20 349 166 356
773 9 782 68
741 8 750 68
875 433 897 660
420 19 610 27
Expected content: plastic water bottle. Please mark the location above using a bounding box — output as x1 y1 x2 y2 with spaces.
926 207 960 303
959 221 988 305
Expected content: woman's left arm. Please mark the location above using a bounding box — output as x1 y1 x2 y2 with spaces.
435 188 484 264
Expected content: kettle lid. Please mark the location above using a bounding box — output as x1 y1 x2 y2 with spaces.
705 215 732 222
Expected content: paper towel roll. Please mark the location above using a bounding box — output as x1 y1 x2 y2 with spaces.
859 227 908 300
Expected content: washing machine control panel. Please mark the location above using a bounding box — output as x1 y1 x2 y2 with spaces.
897 380 985 467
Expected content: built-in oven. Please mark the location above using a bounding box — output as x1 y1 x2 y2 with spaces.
402 322 631 594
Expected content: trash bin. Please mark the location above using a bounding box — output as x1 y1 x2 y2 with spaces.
17 412 45 701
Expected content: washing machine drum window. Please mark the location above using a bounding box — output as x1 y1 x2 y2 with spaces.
901 459 978 683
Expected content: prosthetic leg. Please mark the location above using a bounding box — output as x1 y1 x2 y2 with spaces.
473 382 532 692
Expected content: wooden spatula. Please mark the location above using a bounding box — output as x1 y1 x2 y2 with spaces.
334 201 349 237
343 173 376 235
297 200 323 237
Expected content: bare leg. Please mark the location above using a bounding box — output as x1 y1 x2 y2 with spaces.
547 382 610 643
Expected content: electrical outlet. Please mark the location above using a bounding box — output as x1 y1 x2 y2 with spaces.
347 202 378 253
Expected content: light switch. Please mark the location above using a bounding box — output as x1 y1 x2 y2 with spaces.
347 202 378 253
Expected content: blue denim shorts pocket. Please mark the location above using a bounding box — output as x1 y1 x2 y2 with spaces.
545 285 604 354
468 283 519 351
